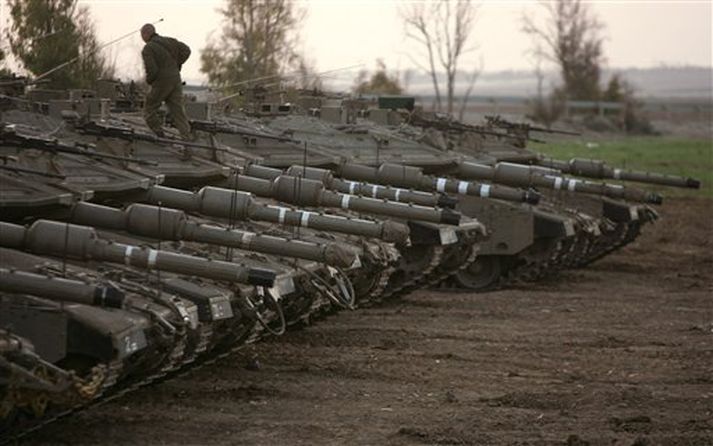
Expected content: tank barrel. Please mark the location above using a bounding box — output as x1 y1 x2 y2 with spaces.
335 162 540 204
332 179 460 209
457 161 663 204
537 157 701 189
246 164 458 209
144 185 409 244
0 220 276 287
0 268 125 308
219 172 462 225
69 202 358 268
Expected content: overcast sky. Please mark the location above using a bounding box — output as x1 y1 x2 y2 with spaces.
1 0 711 85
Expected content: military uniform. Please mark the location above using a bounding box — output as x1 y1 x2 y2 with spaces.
141 34 192 139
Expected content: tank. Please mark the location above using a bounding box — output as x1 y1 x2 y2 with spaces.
0 95 366 439
54 109 488 303
202 89 700 289
0 85 487 439
396 110 703 268
182 93 578 290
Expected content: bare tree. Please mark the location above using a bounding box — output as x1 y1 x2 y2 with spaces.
522 0 604 101
526 45 565 127
401 0 480 116
457 57 482 121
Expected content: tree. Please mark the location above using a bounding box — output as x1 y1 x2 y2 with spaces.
293 56 322 91
522 0 604 101
602 73 653 133
527 45 565 127
401 0 480 117
200 0 304 88
6 0 114 89
353 60 403 95
0 47 8 75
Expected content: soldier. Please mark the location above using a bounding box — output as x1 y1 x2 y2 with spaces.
140 24 192 140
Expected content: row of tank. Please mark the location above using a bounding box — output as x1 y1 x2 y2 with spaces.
0 79 700 440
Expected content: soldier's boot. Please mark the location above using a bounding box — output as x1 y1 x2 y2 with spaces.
144 84 167 137
166 82 192 141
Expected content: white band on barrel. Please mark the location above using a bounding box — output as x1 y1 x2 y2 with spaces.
301 211 311 227
341 194 351 209
348 181 357 194
480 184 491 198
241 231 255 246
436 178 447 193
394 188 403 201
371 185 379 198
124 246 134 266
553 177 563 190
568 179 579 191
147 249 158 268
613 168 622 180
458 181 469 195
278 207 287 223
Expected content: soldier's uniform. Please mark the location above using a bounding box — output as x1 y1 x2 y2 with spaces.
141 34 191 139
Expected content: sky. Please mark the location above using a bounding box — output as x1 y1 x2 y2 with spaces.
1 0 711 86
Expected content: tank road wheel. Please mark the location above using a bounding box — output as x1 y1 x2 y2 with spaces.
453 255 504 291
385 244 439 296
0 396 18 437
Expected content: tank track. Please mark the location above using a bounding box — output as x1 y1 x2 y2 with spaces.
438 217 601 292
0 251 406 442
575 219 644 267
3 233 478 442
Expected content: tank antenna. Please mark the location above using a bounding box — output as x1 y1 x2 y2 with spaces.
32 18 165 84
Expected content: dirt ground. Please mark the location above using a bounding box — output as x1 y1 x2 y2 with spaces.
23 197 712 446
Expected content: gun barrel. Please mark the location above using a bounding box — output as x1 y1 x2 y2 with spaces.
0 164 66 178
225 172 461 225
458 161 663 204
190 119 300 144
246 164 458 209
144 185 409 244
70 202 358 268
538 157 701 189
0 268 125 308
336 162 540 205
78 121 233 154
530 127 580 136
0 126 157 166
0 220 276 287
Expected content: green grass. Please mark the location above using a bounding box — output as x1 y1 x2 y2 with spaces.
530 137 713 199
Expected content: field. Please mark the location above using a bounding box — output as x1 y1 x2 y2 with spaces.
21 136 713 446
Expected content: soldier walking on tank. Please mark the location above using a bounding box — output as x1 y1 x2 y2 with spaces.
140 24 192 140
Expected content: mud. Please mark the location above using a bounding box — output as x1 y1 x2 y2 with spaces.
22 198 713 446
